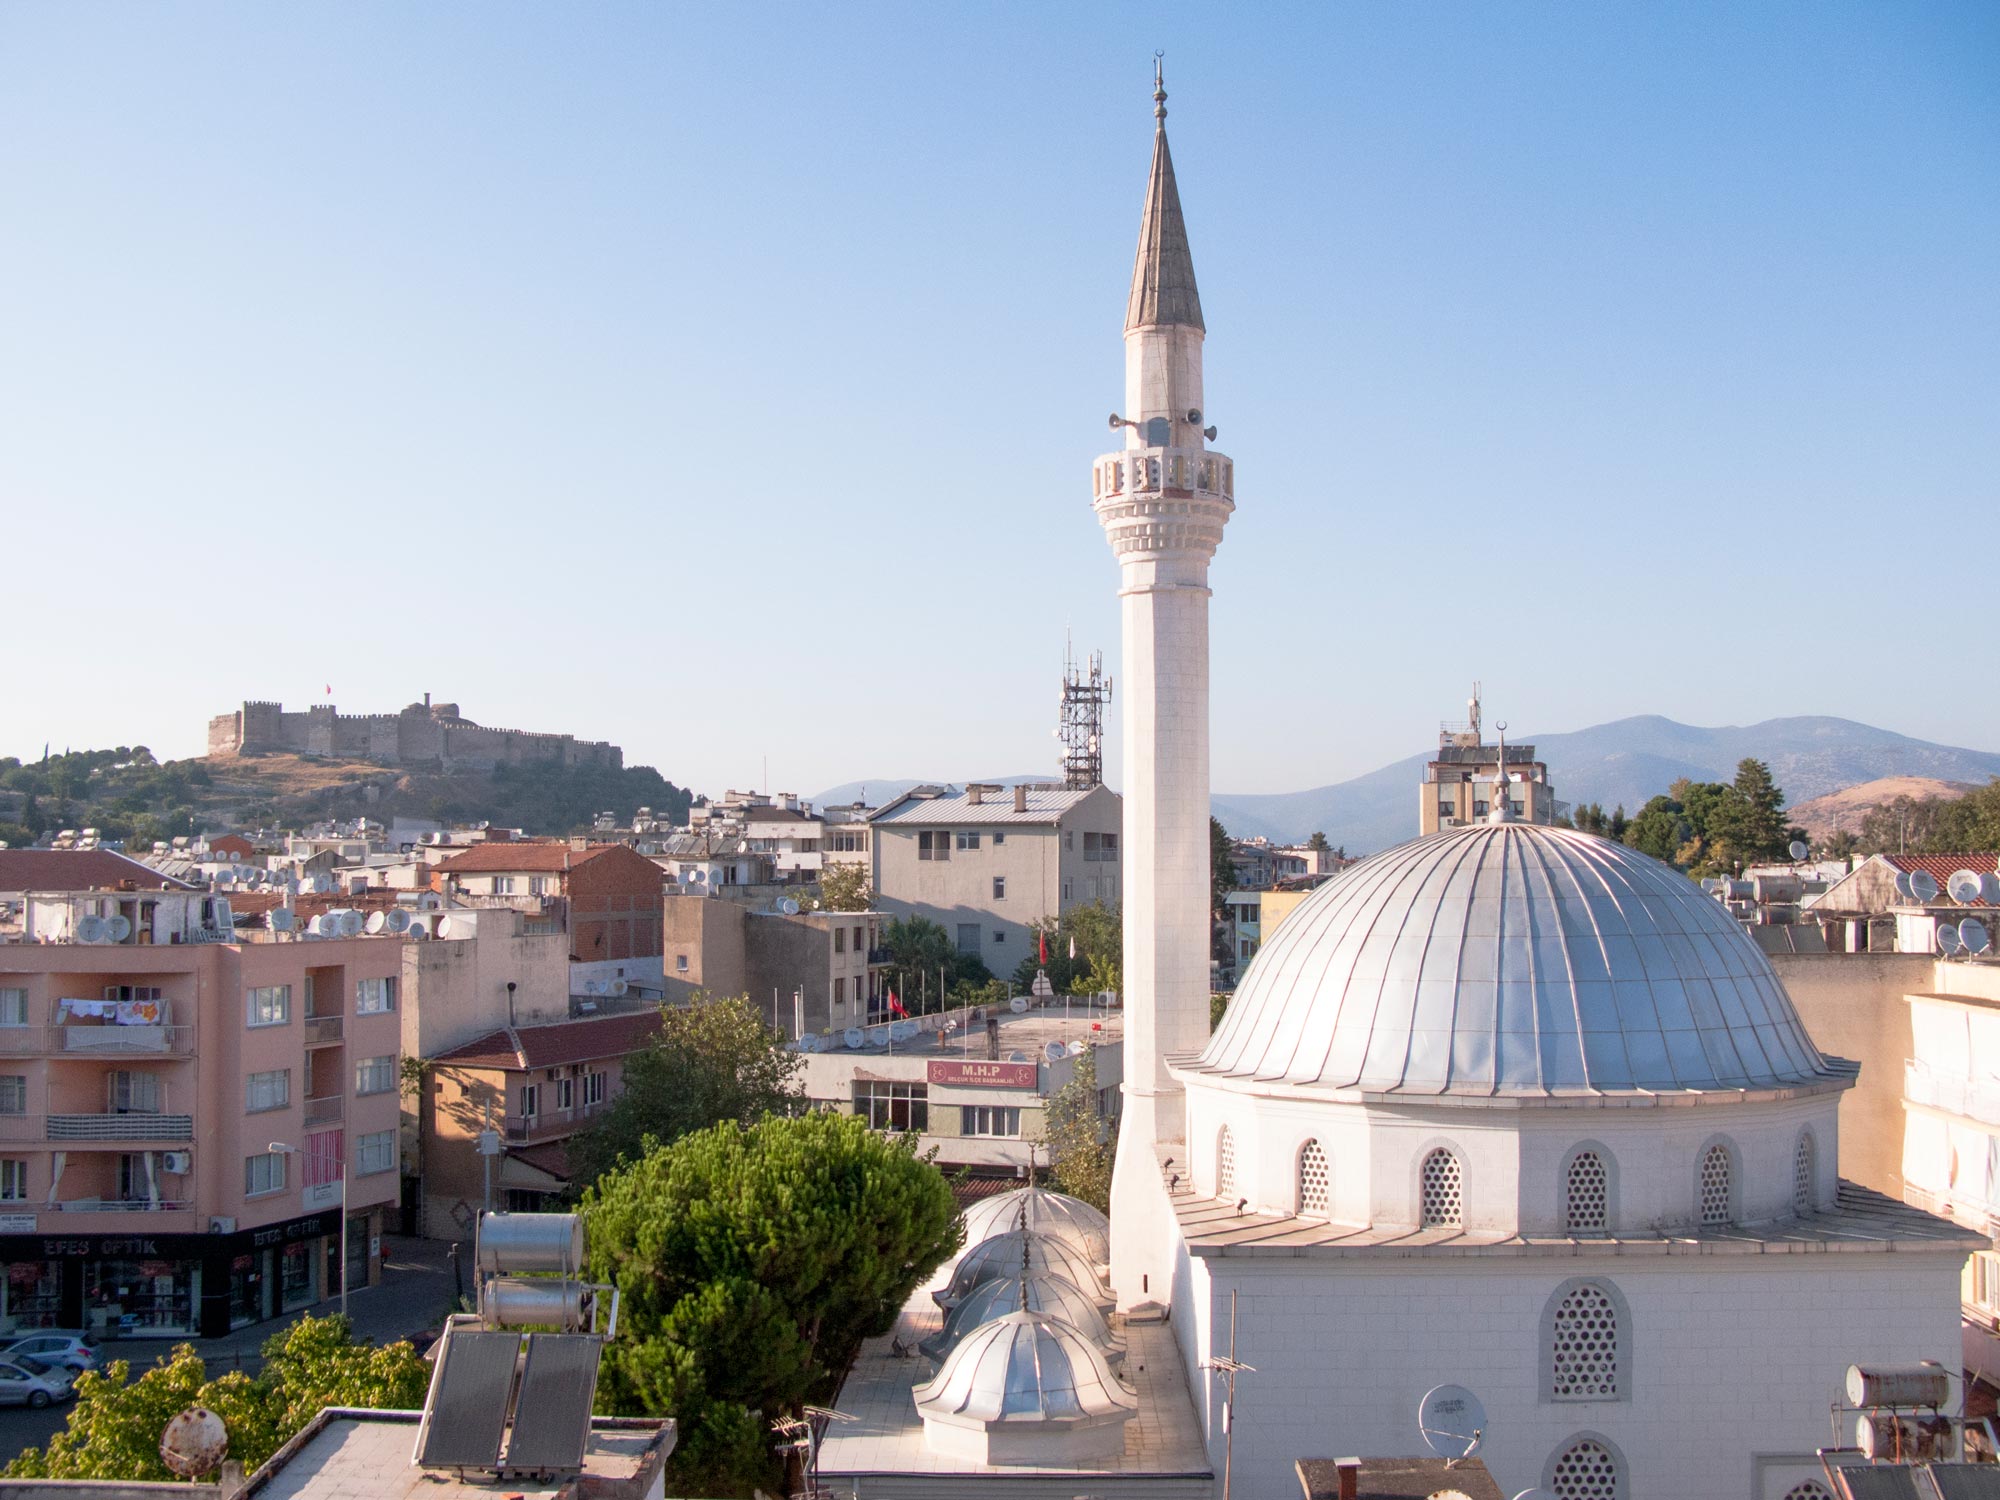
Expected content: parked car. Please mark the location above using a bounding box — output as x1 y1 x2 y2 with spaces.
0 1356 75 1408
0 1334 95 1372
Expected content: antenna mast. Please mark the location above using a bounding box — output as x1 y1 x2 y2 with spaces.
1059 636 1113 789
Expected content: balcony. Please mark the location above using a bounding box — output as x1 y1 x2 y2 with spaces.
305 1015 344 1046
52 1198 194 1213
1906 1060 2000 1130
0 1026 195 1058
503 1109 577 1143
867 947 893 966
0 1113 197 1144
305 1094 344 1126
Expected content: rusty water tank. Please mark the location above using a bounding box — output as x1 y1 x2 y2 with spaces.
1847 1362 1950 1408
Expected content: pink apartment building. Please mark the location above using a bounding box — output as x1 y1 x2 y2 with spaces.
0 887 402 1338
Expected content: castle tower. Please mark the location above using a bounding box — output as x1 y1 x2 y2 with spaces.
1092 63 1234 1308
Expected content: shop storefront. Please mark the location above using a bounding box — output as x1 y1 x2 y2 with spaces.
0 1209 358 1339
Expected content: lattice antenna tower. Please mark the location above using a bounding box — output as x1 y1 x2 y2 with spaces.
1059 636 1113 789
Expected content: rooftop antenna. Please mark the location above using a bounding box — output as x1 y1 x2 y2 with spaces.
1201 1289 1255 1500
1058 635 1113 789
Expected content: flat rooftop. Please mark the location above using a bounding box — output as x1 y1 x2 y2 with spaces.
817 1299 1211 1498
802 1002 1123 1059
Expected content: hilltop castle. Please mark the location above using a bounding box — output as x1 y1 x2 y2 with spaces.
206 694 621 772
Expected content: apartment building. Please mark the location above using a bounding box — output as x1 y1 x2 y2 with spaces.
661 898 888 1036
869 784 1122 974
419 1010 662 1235
0 891 401 1338
431 841 665 963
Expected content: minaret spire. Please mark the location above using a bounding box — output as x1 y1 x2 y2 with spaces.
1154 52 1167 123
1126 58 1204 335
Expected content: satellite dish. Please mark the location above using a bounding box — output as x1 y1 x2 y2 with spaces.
797 1033 818 1053
408 924 430 942
75 914 107 943
1043 1041 1067 1062
1910 869 1941 904
1983 873 2000 905
343 909 365 937
844 1028 865 1049
159 1406 228 1478
267 908 295 933
1895 871 1915 901
1949 870 1984 904
1938 924 1963 956
364 911 387 935
1789 840 1810 862
217 870 234 885
1067 1039 1087 1055
1009 996 1029 1014
895 1020 920 1042
1008 1050 1031 1064
1417 1383 1487 1461
870 1027 890 1047
383 908 410 934
690 869 707 883
105 914 132 942
435 916 455 939
779 898 800 916
611 978 629 996
1961 919 1991 956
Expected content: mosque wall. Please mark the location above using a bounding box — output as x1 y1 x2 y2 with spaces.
1182 1248 1967 1500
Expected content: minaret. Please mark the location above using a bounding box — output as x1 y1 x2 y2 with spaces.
1093 61 1234 1309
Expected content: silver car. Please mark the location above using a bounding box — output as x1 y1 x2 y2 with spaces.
0 1335 95 1373
0 1356 75 1409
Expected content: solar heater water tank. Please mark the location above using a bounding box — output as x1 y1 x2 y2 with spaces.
477 1211 584 1275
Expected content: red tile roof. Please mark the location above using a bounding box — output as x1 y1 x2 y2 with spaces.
1885 854 2000 908
432 842 625 875
506 1142 574 1182
0 849 196 893
432 1009 664 1070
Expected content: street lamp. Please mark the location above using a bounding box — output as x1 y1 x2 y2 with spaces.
269 1140 349 1321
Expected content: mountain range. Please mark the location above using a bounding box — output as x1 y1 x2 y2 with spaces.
814 716 2000 856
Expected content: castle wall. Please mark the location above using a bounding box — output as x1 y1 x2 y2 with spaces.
203 700 622 772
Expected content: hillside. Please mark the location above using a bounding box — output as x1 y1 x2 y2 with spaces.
1211 716 2000 851
1786 776 1980 843
0 748 695 845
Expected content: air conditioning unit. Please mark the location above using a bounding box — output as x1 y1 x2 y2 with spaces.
208 1216 236 1235
162 1152 191 1175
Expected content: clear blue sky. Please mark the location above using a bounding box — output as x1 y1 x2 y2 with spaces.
3 3 1995 799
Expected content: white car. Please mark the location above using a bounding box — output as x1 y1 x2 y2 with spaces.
0 1335 95 1372
0 1356 75 1409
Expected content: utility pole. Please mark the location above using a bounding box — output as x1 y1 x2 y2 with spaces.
1202 1289 1255 1500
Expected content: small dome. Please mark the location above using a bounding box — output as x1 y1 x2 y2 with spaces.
913 1309 1135 1452
1197 824 1836 1096
936 1231 1109 1313
957 1188 1110 1268
919 1269 1125 1366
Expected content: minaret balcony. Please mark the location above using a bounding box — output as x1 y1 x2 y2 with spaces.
1092 446 1233 504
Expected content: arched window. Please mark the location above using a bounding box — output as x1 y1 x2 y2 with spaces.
1566 1149 1609 1235
1548 1283 1620 1399
1794 1129 1816 1215
1297 1139 1330 1217
1216 1126 1236 1198
1420 1147 1462 1228
1698 1142 1733 1226
1547 1435 1623 1500
1783 1483 1832 1500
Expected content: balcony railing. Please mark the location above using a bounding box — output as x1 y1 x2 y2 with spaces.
52 1198 193 1213
305 1015 344 1045
304 1094 344 1126
503 1109 578 1142
0 1026 195 1058
1906 1060 2000 1130
867 947 893 965
0 1113 197 1143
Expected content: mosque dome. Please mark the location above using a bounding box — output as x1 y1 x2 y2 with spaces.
956 1188 1110 1269
1196 823 1837 1097
918 1268 1125 1367
936 1231 1110 1313
913 1308 1136 1463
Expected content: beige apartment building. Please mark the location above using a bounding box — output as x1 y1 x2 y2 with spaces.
869 784 1122 977
662 898 888 1036
0 889 401 1338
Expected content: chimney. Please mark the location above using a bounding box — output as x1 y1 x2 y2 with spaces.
1013 784 1029 814
1335 1458 1359 1500
968 785 985 806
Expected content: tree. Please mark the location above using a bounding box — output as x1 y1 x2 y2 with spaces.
1623 795 1689 863
1042 1045 1114 1213
6 1316 427 1482
1011 902 1121 997
568 998 803 1189
1210 816 1236 914
1305 831 1331 852
584 1113 959 1496
881 916 989 1011
1707 758 1788 868
811 862 873 912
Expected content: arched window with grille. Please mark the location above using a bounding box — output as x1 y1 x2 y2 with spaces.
1216 1125 1236 1198
1783 1482 1832 1500
1794 1128 1817 1215
1540 1279 1629 1401
1565 1147 1611 1235
1698 1141 1734 1226
1297 1139 1330 1217
1419 1147 1462 1228
1545 1433 1625 1500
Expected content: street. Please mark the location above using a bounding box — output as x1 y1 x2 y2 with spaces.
0 1236 459 1469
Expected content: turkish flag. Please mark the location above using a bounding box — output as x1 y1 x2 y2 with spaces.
888 991 907 1018
1039 930 1048 966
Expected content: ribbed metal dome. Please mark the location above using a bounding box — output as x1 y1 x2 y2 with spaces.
956 1188 1110 1269
919 1269 1125 1367
1196 824 1835 1096
913 1309 1136 1431
935 1231 1110 1313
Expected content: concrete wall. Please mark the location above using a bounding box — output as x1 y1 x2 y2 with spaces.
1773 951 1936 1198
662 897 747 1003
400 909 571 1061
